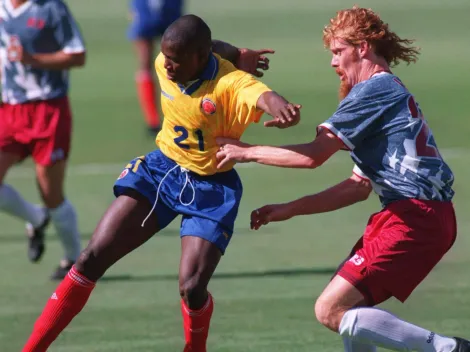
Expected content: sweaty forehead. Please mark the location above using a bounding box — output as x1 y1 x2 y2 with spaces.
161 39 188 58
329 37 351 51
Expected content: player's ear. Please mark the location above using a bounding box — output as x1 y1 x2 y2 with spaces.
358 41 370 58
199 47 210 60
197 49 205 61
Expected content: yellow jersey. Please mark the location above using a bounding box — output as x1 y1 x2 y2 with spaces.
155 52 271 175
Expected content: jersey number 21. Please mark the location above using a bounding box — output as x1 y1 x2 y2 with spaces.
174 126 205 151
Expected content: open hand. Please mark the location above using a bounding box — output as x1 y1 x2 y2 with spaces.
216 137 252 169
237 48 275 77
250 204 294 230
264 102 302 128
7 36 33 64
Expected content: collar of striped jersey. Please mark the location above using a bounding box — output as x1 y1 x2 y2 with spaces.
177 53 219 95
5 0 33 18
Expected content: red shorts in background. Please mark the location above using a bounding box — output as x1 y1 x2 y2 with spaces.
0 96 72 166
338 199 457 306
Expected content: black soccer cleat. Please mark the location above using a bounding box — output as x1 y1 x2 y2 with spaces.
50 260 74 281
25 212 50 263
454 337 470 352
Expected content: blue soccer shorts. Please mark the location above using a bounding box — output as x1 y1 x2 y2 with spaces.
114 149 243 254
127 0 183 40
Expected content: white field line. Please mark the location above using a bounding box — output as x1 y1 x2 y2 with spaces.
5 148 467 179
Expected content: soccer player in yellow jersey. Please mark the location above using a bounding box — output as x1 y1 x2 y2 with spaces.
23 15 300 352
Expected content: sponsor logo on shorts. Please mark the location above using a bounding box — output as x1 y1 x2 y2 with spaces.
426 332 435 343
117 168 129 180
222 232 230 240
201 98 216 115
50 148 65 163
349 254 365 266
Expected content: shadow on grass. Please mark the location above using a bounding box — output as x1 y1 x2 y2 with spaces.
100 267 336 283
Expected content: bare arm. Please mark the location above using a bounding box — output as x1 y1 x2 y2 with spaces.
25 51 86 70
8 37 86 70
216 131 344 169
211 40 240 65
250 173 372 229
282 174 372 215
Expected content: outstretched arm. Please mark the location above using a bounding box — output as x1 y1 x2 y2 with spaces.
250 173 372 230
17 51 85 70
211 40 240 65
216 130 344 169
7 36 85 70
212 39 274 77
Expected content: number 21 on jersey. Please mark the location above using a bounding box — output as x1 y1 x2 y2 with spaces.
173 126 205 151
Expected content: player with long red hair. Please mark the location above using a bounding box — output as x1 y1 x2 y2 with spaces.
217 6 470 352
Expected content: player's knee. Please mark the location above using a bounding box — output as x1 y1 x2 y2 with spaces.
42 193 65 209
135 42 154 72
138 59 153 72
0 152 20 184
39 184 65 208
35 162 67 208
179 274 207 308
314 297 342 332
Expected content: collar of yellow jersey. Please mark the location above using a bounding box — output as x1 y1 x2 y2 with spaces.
177 53 219 95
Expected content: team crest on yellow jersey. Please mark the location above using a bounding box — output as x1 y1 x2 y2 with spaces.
201 98 216 115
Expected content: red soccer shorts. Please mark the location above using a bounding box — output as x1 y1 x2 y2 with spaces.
338 199 457 305
0 96 72 166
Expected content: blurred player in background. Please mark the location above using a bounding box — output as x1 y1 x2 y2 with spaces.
23 15 300 352
216 6 470 352
0 0 86 280
128 0 184 134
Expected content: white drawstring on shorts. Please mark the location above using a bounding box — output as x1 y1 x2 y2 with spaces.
178 168 196 206
141 164 196 227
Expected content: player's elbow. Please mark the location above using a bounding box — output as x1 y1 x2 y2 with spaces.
299 157 327 169
354 181 372 202
305 155 329 169
349 174 373 202
357 187 372 201
305 158 322 169
305 144 337 169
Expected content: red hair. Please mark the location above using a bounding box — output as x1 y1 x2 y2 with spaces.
323 6 420 66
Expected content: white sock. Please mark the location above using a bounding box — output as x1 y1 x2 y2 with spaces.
343 337 377 352
0 184 46 227
49 199 81 262
339 307 456 352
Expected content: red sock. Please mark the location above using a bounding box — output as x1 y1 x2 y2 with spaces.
22 266 95 352
181 293 214 352
136 70 160 128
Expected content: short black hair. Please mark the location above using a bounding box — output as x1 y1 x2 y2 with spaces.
162 15 212 53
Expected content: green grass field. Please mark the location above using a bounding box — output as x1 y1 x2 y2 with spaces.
1 0 470 351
